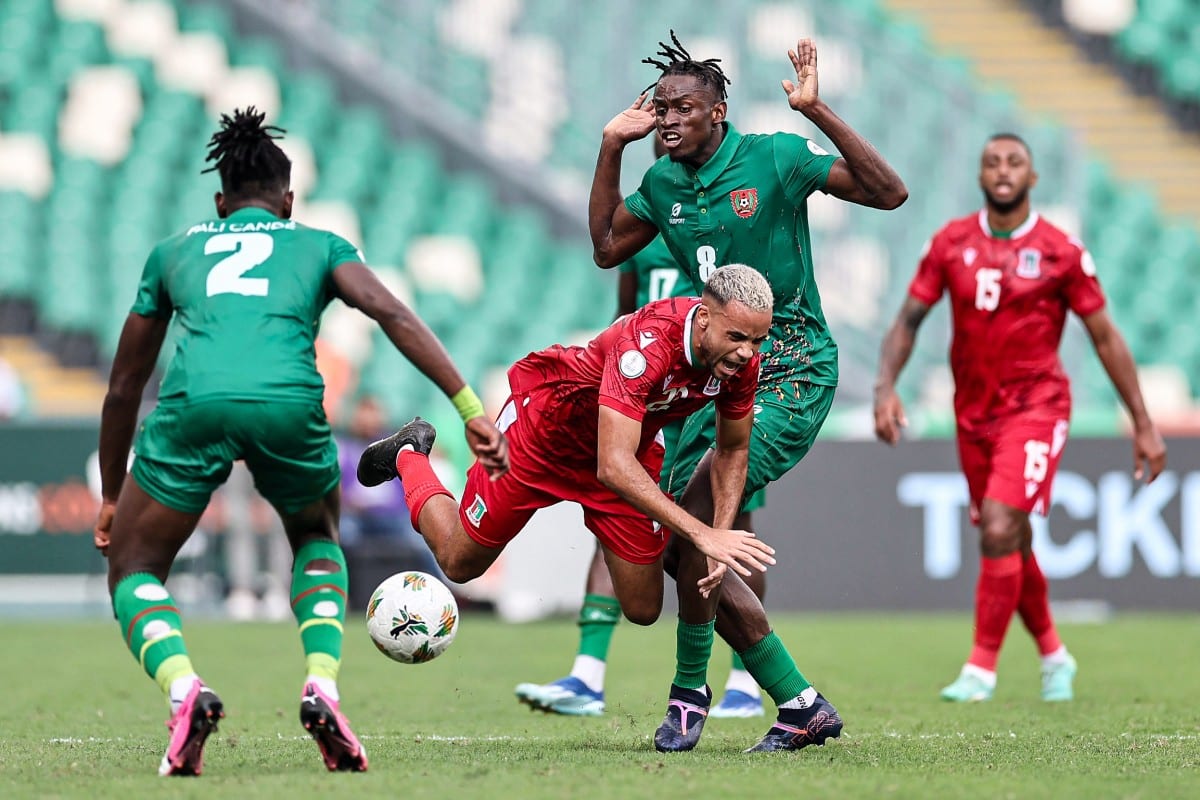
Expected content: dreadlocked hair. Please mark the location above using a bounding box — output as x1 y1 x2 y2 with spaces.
202 106 291 197
642 30 731 100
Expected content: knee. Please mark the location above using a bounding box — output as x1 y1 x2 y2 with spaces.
437 553 486 585
979 516 1022 557
620 597 662 627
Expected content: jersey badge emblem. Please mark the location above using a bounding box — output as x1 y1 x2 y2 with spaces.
962 247 977 267
730 189 758 219
702 376 721 396
1017 248 1041 279
619 350 647 379
466 495 487 526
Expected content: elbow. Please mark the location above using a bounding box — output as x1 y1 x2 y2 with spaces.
593 248 620 269
595 460 622 492
878 184 909 210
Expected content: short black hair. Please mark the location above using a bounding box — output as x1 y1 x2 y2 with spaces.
987 132 1032 159
203 106 291 198
642 30 730 101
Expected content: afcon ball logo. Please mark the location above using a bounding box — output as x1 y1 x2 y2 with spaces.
435 606 458 637
366 596 384 620
402 573 428 590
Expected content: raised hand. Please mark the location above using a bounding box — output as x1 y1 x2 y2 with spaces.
873 387 908 445
601 92 656 145
466 416 510 478
781 38 820 112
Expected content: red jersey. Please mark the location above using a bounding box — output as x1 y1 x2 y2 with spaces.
506 297 760 470
908 210 1106 429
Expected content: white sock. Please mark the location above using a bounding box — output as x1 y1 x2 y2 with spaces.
779 685 818 710
723 668 760 698
1041 645 1071 668
569 655 606 694
962 663 998 687
307 675 339 702
168 674 200 713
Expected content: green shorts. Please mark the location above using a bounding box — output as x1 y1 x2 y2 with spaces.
131 398 340 514
658 419 766 513
664 381 836 509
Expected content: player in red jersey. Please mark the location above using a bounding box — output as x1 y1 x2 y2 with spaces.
874 133 1167 702
357 265 777 627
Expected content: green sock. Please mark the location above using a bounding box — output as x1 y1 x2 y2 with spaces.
739 631 811 704
673 618 716 690
731 651 747 671
112 573 196 698
577 593 621 660
291 539 348 682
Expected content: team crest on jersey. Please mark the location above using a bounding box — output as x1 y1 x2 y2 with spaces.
466 495 487 526
729 189 758 219
1017 248 1042 278
962 247 977 267
702 376 721 396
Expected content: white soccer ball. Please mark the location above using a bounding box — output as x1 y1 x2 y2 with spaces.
365 571 459 664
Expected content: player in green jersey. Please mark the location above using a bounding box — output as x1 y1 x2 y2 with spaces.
589 34 907 753
93 108 508 776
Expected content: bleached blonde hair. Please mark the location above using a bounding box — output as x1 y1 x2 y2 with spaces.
703 264 774 313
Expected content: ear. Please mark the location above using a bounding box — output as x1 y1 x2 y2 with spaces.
282 190 295 219
214 192 227 218
711 100 727 125
1028 168 1039 192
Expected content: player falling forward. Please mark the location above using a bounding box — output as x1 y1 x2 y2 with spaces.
358 266 776 655
515 160 768 719
94 108 506 776
873 133 1166 702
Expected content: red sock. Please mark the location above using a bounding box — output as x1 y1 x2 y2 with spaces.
396 450 453 530
968 553 1023 671
1017 553 1062 655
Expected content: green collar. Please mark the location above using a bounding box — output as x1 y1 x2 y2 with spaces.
692 122 741 185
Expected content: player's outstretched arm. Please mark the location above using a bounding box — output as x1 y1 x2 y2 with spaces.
596 407 775 577
1081 308 1167 482
873 295 931 445
590 94 660 268
333 261 509 477
96 312 170 553
782 38 907 210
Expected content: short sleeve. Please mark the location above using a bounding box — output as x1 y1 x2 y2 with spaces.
907 233 948 306
329 233 365 270
776 134 838 206
597 324 672 422
1062 239 1106 317
129 244 172 319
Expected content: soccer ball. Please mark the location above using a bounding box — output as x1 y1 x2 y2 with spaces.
365 571 459 664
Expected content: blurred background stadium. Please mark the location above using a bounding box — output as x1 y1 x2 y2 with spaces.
0 0 1196 618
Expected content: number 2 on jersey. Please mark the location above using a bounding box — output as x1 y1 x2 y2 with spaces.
206 232 274 297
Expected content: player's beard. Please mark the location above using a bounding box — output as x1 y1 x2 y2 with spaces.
985 185 1029 215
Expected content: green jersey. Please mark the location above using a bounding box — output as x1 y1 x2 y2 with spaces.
131 207 363 405
619 235 692 307
625 123 839 386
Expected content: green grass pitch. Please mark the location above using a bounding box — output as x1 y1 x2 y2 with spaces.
1 613 1195 799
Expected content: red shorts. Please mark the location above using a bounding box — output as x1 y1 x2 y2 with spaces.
957 415 1070 525
457 397 669 565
